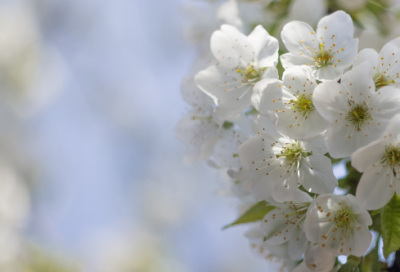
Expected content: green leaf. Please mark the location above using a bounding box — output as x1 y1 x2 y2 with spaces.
222 201 275 230
338 256 361 272
381 193 400 259
371 208 382 216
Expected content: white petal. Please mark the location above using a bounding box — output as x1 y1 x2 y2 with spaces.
277 108 328 140
351 139 385 172
195 65 253 119
247 25 279 67
304 244 336 272
352 222 373 257
288 230 308 260
305 201 319 243
346 194 373 226
281 21 317 57
356 165 395 210
312 66 342 81
316 11 354 50
332 38 359 70
261 208 298 245
379 36 400 64
301 138 328 155
341 61 375 104
181 76 214 110
353 48 379 68
280 53 312 69
383 114 400 145
370 87 400 127
313 81 349 122
238 134 277 170
245 171 274 201
293 262 308 272
301 155 338 194
324 122 357 158
251 78 284 114
252 115 282 140
211 24 254 67
260 65 279 80
282 66 316 95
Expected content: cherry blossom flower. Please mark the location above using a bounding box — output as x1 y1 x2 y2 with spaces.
238 115 337 202
353 114 400 210
303 244 337 272
252 66 328 140
260 196 311 261
211 114 252 170
313 62 400 158
195 24 279 120
353 37 400 90
245 227 298 271
175 76 220 165
305 194 372 257
280 11 358 81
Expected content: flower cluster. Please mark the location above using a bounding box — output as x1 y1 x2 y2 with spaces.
177 1 400 271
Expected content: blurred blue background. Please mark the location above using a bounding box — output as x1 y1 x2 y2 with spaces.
0 0 276 270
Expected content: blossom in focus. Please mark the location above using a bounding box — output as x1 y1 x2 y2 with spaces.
252 66 328 140
195 24 279 120
353 37 400 90
238 115 337 202
313 62 400 158
352 114 400 210
280 11 358 81
305 194 372 257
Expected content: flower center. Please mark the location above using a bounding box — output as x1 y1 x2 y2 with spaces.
335 206 355 228
236 65 266 83
345 102 372 131
289 94 315 117
313 44 334 68
374 73 395 90
381 145 400 171
275 141 311 164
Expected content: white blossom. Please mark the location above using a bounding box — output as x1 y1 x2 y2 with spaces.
303 244 337 272
313 62 400 158
353 37 400 90
353 114 400 210
195 24 279 120
175 76 220 165
245 227 298 271
211 114 252 170
280 11 358 81
238 115 337 202
252 66 328 140
305 194 372 257
260 196 311 261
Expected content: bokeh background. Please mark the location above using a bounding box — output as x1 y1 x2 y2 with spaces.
0 0 285 271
